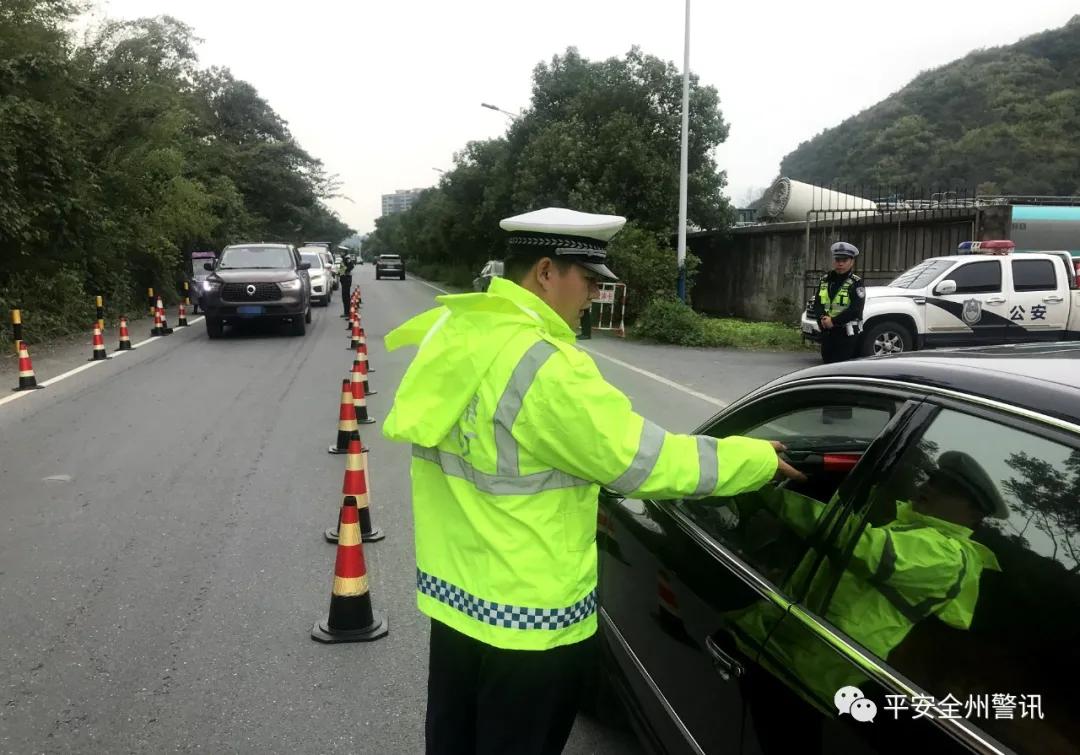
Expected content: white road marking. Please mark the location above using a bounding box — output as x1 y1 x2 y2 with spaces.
408 276 450 295
0 315 207 409
577 345 729 408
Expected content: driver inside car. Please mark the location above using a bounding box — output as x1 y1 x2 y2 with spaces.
728 449 1005 712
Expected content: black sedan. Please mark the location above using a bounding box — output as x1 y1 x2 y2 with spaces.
597 342 1080 755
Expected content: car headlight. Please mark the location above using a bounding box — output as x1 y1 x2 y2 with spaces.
202 279 221 292
279 278 302 291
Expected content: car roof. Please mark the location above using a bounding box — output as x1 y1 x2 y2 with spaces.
379 254 401 258
765 343 1080 429
223 243 291 249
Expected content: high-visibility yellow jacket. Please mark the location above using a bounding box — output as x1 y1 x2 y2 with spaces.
383 277 779 650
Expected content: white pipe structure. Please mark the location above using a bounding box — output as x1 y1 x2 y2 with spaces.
676 0 691 302
759 177 878 222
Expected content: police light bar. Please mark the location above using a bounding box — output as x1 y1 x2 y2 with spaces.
957 240 1015 255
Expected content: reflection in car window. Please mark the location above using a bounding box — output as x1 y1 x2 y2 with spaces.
218 246 293 269
301 253 324 268
950 260 1002 294
785 408 1080 751
679 397 899 592
888 259 954 289
746 405 896 452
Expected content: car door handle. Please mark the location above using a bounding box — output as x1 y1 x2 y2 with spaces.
1043 295 1064 303
705 635 745 681
985 297 1006 305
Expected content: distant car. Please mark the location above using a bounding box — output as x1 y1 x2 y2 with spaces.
596 343 1080 755
300 250 333 306
473 260 504 292
375 254 406 280
200 243 312 338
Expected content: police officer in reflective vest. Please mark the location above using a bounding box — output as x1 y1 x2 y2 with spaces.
811 241 866 363
339 253 355 318
382 207 806 754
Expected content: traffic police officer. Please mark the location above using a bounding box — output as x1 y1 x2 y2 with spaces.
382 207 805 754
339 253 356 318
811 241 866 363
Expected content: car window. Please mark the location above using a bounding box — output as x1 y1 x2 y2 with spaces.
218 246 293 269
380 255 401 261
949 260 1002 294
1011 259 1058 292
796 407 1080 751
492 261 504 275
301 253 323 268
677 394 901 593
889 259 955 289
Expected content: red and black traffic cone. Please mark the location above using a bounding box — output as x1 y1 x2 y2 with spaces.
14 340 41 391
325 438 384 543
156 297 173 335
89 323 109 361
351 351 376 399
349 321 361 350
329 378 360 454
352 369 376 426
116 316 132 351
358 341 374 374
177 301 188 327
310 496 388 644
151 307 162 337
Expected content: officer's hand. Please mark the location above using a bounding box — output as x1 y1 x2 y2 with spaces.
820 316 833 330
767 441 808 483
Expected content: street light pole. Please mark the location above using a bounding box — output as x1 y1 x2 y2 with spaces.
480 102 519 122
676 0 691 303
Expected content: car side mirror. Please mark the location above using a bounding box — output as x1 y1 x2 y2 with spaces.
934 279 957 295
203 262 214 271
299 262 312 270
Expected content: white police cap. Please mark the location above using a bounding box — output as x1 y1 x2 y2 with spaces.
831 241 859 258
499 207 626 281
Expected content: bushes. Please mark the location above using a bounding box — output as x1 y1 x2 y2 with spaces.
634 297 810 351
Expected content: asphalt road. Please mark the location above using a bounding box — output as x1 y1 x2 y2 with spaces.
0 267 818 754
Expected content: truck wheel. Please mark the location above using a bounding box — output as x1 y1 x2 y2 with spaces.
305 307 312 324
206 317 223 339
290 316 307 336
861 321 912 357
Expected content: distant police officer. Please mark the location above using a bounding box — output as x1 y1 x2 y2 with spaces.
339 253 356 318
812 242 865 363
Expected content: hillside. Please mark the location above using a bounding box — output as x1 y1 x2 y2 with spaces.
779 16 1080 195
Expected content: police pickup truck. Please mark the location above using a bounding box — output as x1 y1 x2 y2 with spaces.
801 240 1080 356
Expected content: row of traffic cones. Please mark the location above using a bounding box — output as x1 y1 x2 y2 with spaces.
10 293 197 390
312 282 387 643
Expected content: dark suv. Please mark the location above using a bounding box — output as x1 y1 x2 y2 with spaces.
375 254 405 280
200 243 312 338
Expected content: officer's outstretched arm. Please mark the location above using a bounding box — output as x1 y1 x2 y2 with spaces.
516 345 778 500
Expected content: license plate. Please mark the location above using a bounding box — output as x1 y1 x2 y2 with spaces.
237 305 264 316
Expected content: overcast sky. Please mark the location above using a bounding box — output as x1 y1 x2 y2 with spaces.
92 0 1075 235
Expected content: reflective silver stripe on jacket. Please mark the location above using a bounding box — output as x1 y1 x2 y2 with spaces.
493 340 558 476
607 419 667 496
412 445 591 494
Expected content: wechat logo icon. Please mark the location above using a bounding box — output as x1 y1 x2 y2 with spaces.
835 685 877 723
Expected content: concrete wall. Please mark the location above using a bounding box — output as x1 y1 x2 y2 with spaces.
688 206 1005 321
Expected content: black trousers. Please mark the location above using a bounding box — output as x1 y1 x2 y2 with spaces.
339 275 352 316
820 330 858 364
425 619 591 755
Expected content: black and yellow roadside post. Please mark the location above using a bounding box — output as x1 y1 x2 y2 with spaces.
11 308 23 354
95 295 105 332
